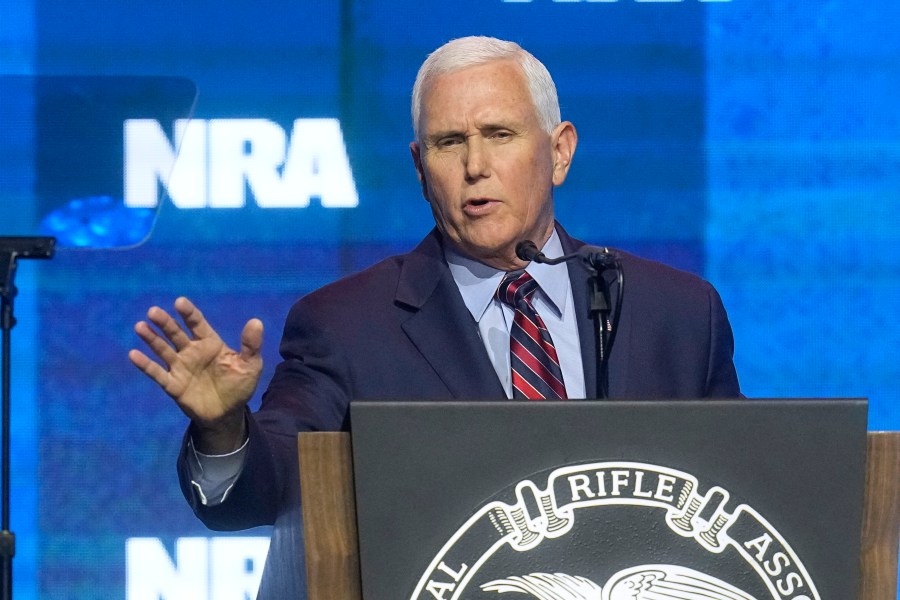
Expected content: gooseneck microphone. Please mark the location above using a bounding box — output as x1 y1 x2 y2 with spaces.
515 240 618 269
516 239 624 399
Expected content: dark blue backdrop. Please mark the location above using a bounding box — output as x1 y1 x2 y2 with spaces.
2 0 898 597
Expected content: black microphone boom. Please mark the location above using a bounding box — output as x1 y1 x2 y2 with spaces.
516 239 617 270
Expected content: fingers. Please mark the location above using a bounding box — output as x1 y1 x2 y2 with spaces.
145 305 193 351
127 347 172 389
174 296 220 342
133 319 180 365
131 299 264 415
141 297 222 352
133 297 262 368
240 318 264 361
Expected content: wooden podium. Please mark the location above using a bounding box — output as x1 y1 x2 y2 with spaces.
298 431 900 600
860 432 900 599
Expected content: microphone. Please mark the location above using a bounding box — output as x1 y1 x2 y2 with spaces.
515 240 547 263
515 240 618 270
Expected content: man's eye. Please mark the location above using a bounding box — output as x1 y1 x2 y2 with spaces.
436 137 462 148
491 131 513 140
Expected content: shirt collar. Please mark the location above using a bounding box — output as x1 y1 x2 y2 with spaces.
445 229 570 322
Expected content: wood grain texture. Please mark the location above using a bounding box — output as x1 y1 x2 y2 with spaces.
859 431 900 600
298 432 361 600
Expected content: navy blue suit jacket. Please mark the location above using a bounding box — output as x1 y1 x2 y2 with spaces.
177 224 740 598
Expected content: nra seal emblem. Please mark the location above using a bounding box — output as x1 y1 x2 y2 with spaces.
411 462 819 600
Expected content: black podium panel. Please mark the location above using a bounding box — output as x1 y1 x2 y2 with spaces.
350 399 867 600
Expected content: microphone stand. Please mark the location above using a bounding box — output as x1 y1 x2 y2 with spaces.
516 241 624 399
583 250 623 399
0 237 55 600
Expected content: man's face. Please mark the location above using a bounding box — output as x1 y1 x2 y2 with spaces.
410 60 577 270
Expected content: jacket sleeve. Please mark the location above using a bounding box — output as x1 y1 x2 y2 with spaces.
704 284 742 398
176 295 353 530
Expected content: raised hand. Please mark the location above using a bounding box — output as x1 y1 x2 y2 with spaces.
129 296 263 453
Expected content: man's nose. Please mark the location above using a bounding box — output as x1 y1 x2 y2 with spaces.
463 137 490 180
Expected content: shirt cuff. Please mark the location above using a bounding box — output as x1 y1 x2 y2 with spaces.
186 435 249 506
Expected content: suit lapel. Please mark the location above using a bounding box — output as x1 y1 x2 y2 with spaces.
395 231 506 399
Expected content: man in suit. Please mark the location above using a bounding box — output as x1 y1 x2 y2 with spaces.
130 36 739 598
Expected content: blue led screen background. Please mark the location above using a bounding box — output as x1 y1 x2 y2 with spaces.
1 0 898 597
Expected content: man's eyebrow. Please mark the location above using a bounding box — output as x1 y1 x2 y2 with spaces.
478 121 516 131
425 122 519 142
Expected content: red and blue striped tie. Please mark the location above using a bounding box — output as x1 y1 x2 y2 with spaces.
496 271 567 400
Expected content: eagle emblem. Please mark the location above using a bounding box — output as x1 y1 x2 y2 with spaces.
481 564 757 600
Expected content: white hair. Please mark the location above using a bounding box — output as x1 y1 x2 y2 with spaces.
411 36 561 141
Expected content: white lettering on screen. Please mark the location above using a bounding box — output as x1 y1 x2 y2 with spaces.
124 118 359 209
125 536 270 600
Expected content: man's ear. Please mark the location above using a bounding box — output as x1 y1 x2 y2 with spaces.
410 141 429 200
550 121 578 187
